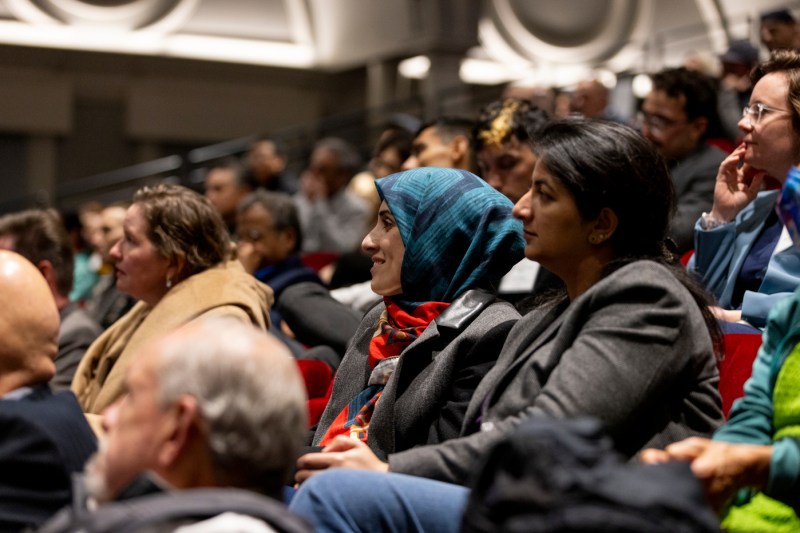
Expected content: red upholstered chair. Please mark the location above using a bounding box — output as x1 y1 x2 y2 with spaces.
296 359 334 427
718 333 763 417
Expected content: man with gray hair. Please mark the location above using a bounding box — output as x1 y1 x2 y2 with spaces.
41 318 310 532
294 137 371 253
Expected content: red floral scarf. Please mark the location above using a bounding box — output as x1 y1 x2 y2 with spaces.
320 299 449 445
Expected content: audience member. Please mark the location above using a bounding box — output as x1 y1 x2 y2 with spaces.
295 137 372 254
503 82 557 116
41 318 310 532
402 116 476 172
569 78 625 122
66 203 102 302
472 98 562 304
639 67 727 254
472 98 548 204
308 167 524 459
760 8 799 52
643 169 800 531
290 120 723 533
236 190 323 329
0 210 102 392
85 204 136 330
718 40 760 143
204 156 251 235
0 250 96 531
689 50 800 329
72 184 272 415
244 135 296 193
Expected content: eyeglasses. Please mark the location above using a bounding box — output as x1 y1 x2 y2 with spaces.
742 103 790 125
635 111 685 133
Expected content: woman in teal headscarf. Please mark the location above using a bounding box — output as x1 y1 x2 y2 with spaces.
309 166 524 457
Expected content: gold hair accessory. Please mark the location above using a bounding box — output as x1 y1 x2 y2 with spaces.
479 99 521 148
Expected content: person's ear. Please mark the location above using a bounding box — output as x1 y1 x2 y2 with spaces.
449 135 470 168
167 254 186 284
157 395 200 468
588 207 618 245
278 228 298 258
689 116 708 143
36 260 60 296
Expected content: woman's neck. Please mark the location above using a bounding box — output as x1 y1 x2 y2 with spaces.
560 250 614 301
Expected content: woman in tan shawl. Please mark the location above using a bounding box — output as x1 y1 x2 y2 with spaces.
72 184 273 414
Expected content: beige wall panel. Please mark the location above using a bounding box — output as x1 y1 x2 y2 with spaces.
0 68 72 135
127 78 322 143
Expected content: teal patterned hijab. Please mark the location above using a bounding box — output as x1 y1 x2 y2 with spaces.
375 167 525 308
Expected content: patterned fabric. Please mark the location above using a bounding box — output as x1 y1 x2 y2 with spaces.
778 166 800 247
375 167 525 308
722 342 800 532
320 300 450 445
319 168 524 445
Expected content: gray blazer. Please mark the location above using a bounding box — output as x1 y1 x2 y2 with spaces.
53 303 102 394
388 260 724 485
312 290 520 457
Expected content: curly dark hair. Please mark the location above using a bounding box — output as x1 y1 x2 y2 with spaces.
471 98 550 155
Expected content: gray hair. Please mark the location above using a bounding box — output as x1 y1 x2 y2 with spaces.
155 317 307 494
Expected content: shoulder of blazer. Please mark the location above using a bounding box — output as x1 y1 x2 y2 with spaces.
435 289 499 337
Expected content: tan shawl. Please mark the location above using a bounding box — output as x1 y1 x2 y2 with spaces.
72 261 273 414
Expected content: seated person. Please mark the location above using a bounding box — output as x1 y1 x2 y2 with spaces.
290 119 724 532
643 164 800 532
0 209 102 392
72 184 273 415
0 251 96 531
472 98 563 305
236 190 323 328
42 318 310 532
311 167 525 456
690 50 800 329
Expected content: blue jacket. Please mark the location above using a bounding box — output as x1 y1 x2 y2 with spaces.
689 190 800 327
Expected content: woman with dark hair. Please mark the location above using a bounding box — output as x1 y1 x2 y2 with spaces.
290 119 724 533
72 184 272 415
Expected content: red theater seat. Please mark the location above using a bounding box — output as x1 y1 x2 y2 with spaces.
718 333 762 417
296 359 334 427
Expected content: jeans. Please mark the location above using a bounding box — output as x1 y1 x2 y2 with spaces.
288 469 470 533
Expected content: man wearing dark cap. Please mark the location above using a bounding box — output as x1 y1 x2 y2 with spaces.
760 8 799 52
718 39 760 142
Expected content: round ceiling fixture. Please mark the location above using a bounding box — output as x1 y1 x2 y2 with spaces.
7 0 199 31
484 0 650 65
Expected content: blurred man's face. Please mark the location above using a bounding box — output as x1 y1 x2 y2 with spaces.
99 207 126 264
761 20 798 51
236 203 294 268
204 168 245 220
247 141 286 183
87 351 170 502
640 89 704 161
403 127 452 170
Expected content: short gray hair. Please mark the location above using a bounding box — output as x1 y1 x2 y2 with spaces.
155 318 307 495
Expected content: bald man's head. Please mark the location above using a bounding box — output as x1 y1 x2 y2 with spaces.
0 250 59 395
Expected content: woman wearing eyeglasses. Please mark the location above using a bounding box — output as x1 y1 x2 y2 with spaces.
690 50 800 330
